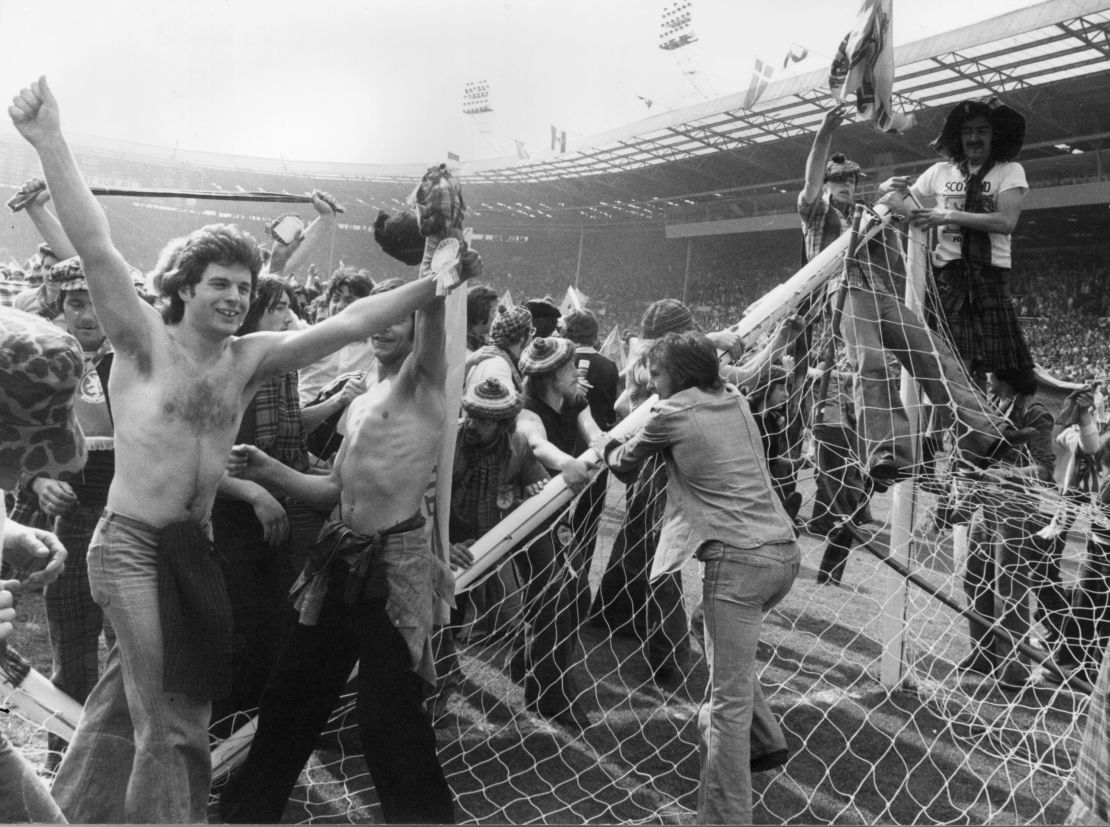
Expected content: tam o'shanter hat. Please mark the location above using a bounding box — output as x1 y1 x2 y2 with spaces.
48 256 88 293
489 305 533 348
640 298 696 340
931 96 1026 162
519 336 576 376
0 306 87 483
462 378 522 420
824 152 864 181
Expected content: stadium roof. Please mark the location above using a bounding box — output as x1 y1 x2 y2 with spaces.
466 0 1110 182
452 0 1110 227
15 0 1109 233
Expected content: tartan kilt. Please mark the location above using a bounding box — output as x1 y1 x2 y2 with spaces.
929 260 1034 374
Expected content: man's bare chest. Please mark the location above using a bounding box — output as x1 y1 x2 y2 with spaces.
140 361 245 435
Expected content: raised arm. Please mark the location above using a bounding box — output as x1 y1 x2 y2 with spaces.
9 78 158 354
268 191 339 284
251 275 439 375
19 180 77 259
800 105 847 205
411 295 447 388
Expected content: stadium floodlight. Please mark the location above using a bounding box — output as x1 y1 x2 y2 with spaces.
659 0 697 51
462 81 493 115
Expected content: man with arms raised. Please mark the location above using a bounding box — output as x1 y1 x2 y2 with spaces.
9 77 452 823
219 278 456 824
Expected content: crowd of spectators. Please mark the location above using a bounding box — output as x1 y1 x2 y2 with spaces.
3 211 1106 382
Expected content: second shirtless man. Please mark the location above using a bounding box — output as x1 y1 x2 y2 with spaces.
219 278 456 824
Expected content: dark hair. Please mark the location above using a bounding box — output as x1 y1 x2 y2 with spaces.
466 284 500 330
931 99 1025 163
159 224 262 324
326 268 374 303
648 331 722 393
237 276 295 335
563 308 599 347
993 367 1038 396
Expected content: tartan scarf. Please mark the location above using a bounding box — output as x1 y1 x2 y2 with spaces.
249 372 310 472
452 428 513 537
959 159 995 267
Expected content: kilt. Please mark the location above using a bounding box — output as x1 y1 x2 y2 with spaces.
929 260 1033 374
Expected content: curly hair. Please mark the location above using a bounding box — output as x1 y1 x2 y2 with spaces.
159 224 262 324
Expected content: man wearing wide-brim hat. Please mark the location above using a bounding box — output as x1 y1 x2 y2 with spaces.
880 96 1032 378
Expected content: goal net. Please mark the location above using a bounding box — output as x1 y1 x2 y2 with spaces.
2 206 1099 824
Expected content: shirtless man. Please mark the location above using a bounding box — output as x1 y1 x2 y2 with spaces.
10 77 452 823
219 278 456 824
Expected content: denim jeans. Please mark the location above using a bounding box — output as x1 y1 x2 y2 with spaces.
697 541 799 825
50 510 212 823
45 503 116 760
966 503 1051 680
221 528 455 824
840 284 1004 472
0 731 63 823
209 498 325 735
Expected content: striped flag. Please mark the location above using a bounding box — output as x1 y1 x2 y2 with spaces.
742 57 775 109
829 0 915 133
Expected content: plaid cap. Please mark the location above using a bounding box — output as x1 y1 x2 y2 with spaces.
824 153 863 180
413 164 466 237
519 336 576 376
462 377 522 420
489 305 533 348
0 307 86 483
640 298 695 339
48 256 88 293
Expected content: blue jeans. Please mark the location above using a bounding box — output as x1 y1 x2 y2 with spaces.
46 503 115 760
0 731 64 823
50 511 212 823
840 284 1004 472
697 541 799 825
220 523 454 824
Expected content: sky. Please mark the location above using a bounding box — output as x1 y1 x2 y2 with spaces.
0 0 1041 166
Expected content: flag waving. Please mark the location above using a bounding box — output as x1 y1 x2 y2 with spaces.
559 285 589 317
828 0 915 133
782 43 808 69
742 57 775 110
599 324 627 373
